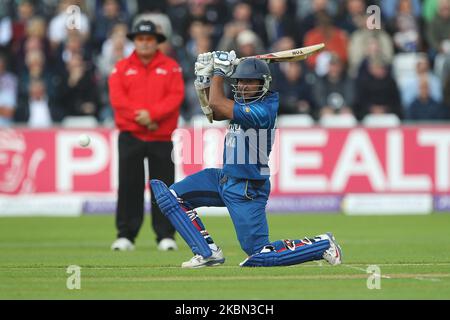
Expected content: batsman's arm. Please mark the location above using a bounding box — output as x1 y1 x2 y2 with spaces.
209 75 234 121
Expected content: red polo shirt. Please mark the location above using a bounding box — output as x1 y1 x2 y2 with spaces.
108 50 184 141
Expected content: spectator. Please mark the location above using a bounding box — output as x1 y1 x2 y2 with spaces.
313 53 354 118
166 0 190 44
407 76 448 121
217 2 265 53
0 54 18 127
32 0 61 20
296 0 339 21
217 20 248 51
400 53 442 111
223 2 266 47
303 11 349 72
16 17 52 73
218 28 264 57
53 53 100 119
0 0 448 127
354 57 402 120
444 71 450 114
425 0 450 56
0 4 13 50
348 18 394 77
18 49 56 100
91 0 128 52
136 0 166 13
380 0 422 21
236 29 265 57
97 23 134 79
108 21 184 252
392 0 422 52
264 0 297 47
54 31 90 75
273 61 316 116
186 0 227 46
336 0 367 35
14 78 62 127
423 0 440 22
87 0 132 21
10 0 35 56
182 32 212 120
298 0 339 45
434 50 450 83
96 22 134 122
47 0 90 52
178 18 212 85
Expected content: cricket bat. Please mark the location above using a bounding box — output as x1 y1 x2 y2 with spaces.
196 43 325 123
235 43 325 64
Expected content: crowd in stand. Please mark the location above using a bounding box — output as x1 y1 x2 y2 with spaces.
0 0 449 128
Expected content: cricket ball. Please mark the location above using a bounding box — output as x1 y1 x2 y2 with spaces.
78 134 91 147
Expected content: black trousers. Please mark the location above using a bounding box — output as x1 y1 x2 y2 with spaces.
116 132 175 243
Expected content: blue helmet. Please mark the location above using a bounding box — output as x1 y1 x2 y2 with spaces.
230 58 272 104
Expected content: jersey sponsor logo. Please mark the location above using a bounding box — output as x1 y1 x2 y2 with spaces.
172 66 182 73
125 68 138 76
156 67 168 75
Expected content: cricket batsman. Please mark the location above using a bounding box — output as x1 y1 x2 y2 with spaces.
150 50 343 267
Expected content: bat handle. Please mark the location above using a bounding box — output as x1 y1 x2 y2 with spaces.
195 87 213 123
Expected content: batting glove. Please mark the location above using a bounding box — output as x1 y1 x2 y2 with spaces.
195 52 214 77
194 75 211 90
213 50 237 77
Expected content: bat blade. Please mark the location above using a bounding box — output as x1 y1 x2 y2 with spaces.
238 43 325 64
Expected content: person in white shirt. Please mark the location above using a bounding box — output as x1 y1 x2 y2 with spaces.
14 78 58 127
27 79 52 128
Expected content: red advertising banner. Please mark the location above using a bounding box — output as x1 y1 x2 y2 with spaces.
1 126 449 215
0 128 116 195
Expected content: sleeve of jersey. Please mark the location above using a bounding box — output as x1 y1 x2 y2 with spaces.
108 64 136 122
232 102 272 129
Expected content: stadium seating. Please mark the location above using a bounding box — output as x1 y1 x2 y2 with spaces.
190 114 228 128
318 114 358 127
61 116 99 128
277 114 315 128
362 114 401 127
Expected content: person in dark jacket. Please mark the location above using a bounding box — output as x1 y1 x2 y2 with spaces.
54 53 101 119
407 76 448 121
14 78 63 126
354 57 402 120
313 53 355 118
108 20 184 251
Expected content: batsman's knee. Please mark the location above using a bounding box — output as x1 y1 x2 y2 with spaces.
238 235 269 257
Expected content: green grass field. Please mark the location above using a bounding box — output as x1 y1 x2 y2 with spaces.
0 214 449 300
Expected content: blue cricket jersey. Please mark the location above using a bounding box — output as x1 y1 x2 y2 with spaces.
222 92 279 180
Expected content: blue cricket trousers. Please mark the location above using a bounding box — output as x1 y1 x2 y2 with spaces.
170 168 271 256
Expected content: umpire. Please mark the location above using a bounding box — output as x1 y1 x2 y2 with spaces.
108 20 184 251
